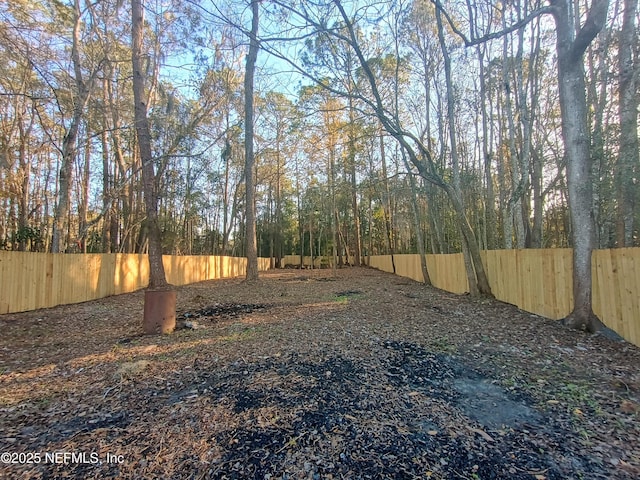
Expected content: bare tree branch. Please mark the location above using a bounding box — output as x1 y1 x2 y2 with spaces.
570 0 610 59
430 0 553 47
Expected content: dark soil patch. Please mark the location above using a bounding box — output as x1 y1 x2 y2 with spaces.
334 290 362 298
192 351 586 479
382 340 542 429
179 303 273 321
1 267 639 479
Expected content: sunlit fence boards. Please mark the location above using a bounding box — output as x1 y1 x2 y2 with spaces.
0 252 270 314
481 249 574 320
371 253 469 294
369 248 640 347
592 249 640 345
3 249 638 346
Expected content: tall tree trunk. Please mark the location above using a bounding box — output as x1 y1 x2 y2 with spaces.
222 134 231 255
426 189 443 254
244 0 259 281
379 134 396 274
330 147 339 273
402 155 432 285
17 111 34 252
348 98 362 266
275 143 283 268
496 94 513 249
310 214 314 269
52 0 88 253
295 157 304 269
100 88 112 253
418 41 444 255
131 0 168 290
79 135 90 253
586 9 612 248
529 31 545 248
436 8 480 295
617 0 638 246
105 60 131 252
551 0 609 332
516 22 536 249
502 26 526 249
478 46 496 250
531 148 544 247
366 192 373 263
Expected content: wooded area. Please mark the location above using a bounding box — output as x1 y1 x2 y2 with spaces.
0 251 270 314
0 0 638 331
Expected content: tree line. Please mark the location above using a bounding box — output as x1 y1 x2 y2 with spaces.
0 0 637 328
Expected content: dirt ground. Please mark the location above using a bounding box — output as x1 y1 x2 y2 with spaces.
1 267 639 479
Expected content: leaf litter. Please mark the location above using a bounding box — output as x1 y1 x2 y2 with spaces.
0 267 639 479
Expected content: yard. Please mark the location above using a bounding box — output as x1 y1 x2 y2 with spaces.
1 267 639 479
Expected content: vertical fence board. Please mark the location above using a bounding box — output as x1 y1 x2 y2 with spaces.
486 249 514 307
519 250 544 315
593 250 620 333
596 249 638 341
624 253 635 340
43 254 55 309
631 250 640 344
25 253 39 311
2 253 20 313
556 249 573 317
394 254 420 282
541 250 558 319
281 255 325 269
0 252 7 313
430 253 467 294
100 254 117 298
51 254 65 306
630 250 640 344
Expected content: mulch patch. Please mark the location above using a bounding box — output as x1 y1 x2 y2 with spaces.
1 267 639 479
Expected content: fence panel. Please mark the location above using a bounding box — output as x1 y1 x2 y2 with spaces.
369 254 468 294
593 248 640 343
368 255 394 273
394 254 423 283
0 253 270 314
427 253 468 294
483 249 518 306
282 255 327 268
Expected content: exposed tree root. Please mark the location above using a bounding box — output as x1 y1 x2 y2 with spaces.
563 311 624 341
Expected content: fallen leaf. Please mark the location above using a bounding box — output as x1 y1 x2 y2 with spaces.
467 426 494 442
620 400 638 414
115 360 151 379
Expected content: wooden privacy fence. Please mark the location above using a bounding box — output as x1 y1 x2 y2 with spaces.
282 255 332 268
369 248 640 348
0 252 271 314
